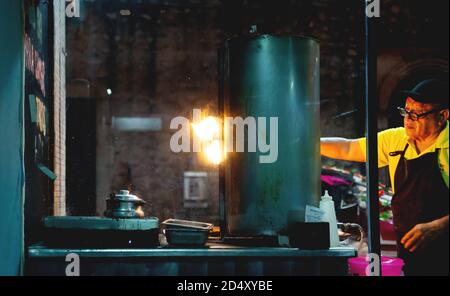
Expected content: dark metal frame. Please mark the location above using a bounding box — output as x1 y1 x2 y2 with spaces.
364 0 382 276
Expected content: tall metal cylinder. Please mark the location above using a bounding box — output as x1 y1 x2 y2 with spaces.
219 35 321 237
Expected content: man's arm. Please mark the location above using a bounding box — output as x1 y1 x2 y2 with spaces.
320 138 366 162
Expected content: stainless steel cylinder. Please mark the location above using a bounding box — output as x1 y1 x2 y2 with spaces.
219 35 321 237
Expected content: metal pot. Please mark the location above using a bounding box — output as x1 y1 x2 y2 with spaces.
104 190 146 219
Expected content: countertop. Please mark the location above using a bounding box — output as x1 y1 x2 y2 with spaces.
28 243 356 258
27 242 357 275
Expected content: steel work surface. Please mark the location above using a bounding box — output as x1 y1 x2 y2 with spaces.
27 244 356 276
29 245 355 257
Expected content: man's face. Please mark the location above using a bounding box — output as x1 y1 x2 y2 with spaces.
403 97 443 140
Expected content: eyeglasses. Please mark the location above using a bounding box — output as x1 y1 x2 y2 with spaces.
397 107 441 121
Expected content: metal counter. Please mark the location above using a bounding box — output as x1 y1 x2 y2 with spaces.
27 243 356 276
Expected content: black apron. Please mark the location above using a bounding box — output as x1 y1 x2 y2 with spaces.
390 144 449 276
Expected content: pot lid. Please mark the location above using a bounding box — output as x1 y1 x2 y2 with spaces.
110 190 145 203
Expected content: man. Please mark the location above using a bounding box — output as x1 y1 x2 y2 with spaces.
321 79 449 276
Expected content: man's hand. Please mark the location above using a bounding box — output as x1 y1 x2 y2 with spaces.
401 216 448 253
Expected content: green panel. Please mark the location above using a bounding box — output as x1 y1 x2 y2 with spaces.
28 95 37 123
37 163 57 180
0 0 24 276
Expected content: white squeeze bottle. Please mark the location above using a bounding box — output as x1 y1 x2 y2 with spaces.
320 190 340 247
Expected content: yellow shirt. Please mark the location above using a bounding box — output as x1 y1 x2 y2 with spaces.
358 121 449 193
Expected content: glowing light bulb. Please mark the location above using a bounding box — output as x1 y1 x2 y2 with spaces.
191 116 224 164
204 139 223 165
192 116 220 141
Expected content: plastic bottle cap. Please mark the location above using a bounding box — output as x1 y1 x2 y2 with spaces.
322 190 332 200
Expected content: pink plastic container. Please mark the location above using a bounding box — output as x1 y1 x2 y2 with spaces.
348 256 404 276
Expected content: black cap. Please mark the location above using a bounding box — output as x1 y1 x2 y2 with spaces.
400 79 449 109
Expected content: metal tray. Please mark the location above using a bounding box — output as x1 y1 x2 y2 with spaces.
163 228 210 246
162 219 213 246
161 219 213 231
